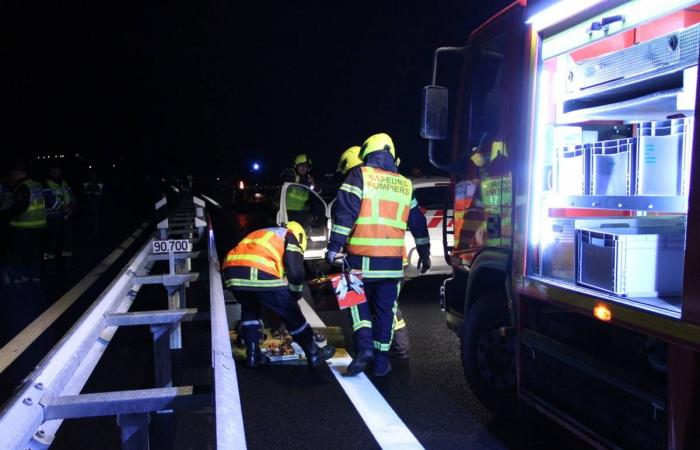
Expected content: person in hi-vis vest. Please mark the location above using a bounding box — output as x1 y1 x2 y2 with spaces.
336 145 412 360
327 133 430 377
43 165 76 260
7 167 47 284
222 221 335 368
280 154 316 228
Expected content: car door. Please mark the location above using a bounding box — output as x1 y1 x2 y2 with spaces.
277 182 330 260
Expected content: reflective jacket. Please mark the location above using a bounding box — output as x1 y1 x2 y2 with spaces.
222 227 305 296
281 170 311 212
10 179 47 229
44 179 74 215
329 152 430 280
346 166 412 257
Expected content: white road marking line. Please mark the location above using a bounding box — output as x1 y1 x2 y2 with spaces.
326 357 425 450
300 298 425 450
0 222 149 373
298 299 325 329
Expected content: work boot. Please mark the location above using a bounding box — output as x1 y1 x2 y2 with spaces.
245 341 267 368
389 327 410 359
345 349 374 376
304 342 336 368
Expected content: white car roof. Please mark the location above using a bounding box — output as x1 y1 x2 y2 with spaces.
409 176 450 190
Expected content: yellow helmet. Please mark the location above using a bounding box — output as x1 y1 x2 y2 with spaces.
359 133 396 160
337 146 362 175
294 154 312 167
286 221 307 252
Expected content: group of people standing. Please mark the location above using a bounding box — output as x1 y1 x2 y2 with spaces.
223 132 431 377
0 164 103 286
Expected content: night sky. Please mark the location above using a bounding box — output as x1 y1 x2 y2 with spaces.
4 1 511 181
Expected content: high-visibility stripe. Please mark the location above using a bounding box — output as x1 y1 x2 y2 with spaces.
410 198 418 208
288 283 303 292
414 237 430 245
355 216 406 229
340 183 363 198
286 244 303 254
225 278 287 288
362 269 404 279
373 340 391 352
240 320 262 327
289 322 310 336
348 237 404 247
225 254 277 268
394 319 406 330
389 300 399 343
331 224 352 235
353 320 372 331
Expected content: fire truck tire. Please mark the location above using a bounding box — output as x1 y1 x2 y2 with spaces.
460 291 517 415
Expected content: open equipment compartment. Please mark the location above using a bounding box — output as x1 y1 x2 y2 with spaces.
529 2 700 317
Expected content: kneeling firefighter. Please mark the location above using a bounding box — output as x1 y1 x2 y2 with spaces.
327 133 430 376
223 221 336 368
336 145 413 359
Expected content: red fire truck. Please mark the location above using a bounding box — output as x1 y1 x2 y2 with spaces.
421 1 700 448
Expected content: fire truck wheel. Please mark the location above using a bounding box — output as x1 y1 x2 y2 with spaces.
460 291 517 415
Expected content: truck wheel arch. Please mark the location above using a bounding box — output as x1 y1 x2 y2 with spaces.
464 250 511 314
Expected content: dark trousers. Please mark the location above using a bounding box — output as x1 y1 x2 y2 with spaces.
46 214 73 256
233 289 313 348
9 227 44 281
350 279 401 370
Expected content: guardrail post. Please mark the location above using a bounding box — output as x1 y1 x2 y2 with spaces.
117 413 151 450
150 324 173 388
155 196 169 240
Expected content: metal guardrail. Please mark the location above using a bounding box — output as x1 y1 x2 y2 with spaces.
0 195 246 449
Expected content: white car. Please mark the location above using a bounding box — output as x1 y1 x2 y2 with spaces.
276 178 453 278
403 177 453 278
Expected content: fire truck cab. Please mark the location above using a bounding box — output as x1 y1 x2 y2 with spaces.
422 1 700 448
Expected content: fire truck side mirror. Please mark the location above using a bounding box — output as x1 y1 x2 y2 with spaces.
420 85 448 140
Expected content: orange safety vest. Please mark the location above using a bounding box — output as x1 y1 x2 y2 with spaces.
222 227 287 280
347 166 412 258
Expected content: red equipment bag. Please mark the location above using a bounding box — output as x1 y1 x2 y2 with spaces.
308 269 366 311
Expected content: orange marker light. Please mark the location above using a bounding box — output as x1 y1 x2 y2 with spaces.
593 303 612 322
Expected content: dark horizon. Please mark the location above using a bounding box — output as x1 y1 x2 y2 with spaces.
4 1 511 180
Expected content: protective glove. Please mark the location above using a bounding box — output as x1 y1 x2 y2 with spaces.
417 255 432 274
347 272 364 294
334 275 348 299
325 250 337 265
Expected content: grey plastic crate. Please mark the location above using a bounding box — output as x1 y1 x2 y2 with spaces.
591 138 636 196
577 226 685 297
556 144 590 195
637 118 691 196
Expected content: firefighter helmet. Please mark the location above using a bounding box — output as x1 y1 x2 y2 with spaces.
286 221 307 252
337 146 362 175
359 133 396 160
294 154 312 167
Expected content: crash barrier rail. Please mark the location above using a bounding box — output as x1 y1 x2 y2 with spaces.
0 194 246 450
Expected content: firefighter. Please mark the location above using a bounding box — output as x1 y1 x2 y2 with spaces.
336 145 412 360
43 165 76 260
7 167 47 284
280 154 316 227
222 221 336 368
327 133 430 376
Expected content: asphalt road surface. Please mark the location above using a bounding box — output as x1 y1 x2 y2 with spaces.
1 192 589 449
